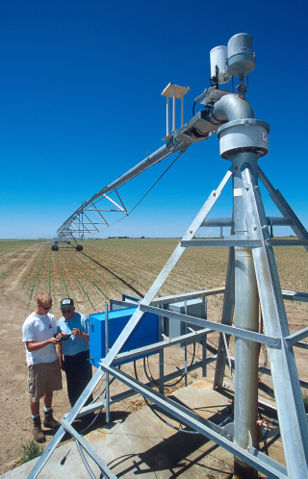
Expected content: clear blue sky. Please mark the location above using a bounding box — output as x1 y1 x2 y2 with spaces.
0 0 307 239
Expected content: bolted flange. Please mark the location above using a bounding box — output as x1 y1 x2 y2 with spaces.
217 118 269 160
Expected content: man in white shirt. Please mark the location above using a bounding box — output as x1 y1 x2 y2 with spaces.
22 293 62 443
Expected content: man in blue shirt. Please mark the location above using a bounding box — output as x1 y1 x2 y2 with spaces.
57 298 93 408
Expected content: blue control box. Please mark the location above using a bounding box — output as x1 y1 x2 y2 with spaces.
89 307 159 367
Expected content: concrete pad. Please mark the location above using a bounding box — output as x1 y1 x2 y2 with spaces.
2 380 237 478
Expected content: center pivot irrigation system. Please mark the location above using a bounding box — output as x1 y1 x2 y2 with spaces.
35 33 308 479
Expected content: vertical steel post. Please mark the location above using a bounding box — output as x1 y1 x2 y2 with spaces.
232 152 259 478
214 246 235 388
158 310 164 394
181 97 184 127
184 341 188 387
172 85 176 132
202 296 207 376
159 348 164 394
166 96 169 137
184 298 188 386
104 303 110 424
201 334 207 377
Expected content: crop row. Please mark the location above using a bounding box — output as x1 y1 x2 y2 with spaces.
77 239 229 299
2 239 307 323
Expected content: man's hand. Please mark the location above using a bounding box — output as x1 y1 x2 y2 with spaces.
71 328 89 341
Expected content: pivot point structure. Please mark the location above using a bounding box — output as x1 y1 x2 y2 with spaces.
34 33 308 479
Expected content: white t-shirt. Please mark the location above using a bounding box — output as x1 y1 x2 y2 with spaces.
22 312 58 365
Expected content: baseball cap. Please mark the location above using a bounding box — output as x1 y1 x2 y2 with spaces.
60 298 74 309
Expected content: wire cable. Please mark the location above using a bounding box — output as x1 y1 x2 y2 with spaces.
133 358 199 435
143 342 197 389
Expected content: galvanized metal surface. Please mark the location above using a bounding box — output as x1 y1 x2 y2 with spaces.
258 167 308 252
241 165 308 477
213 246 235 388
139 304 280 348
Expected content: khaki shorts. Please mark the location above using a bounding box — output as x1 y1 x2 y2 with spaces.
28 359 62 402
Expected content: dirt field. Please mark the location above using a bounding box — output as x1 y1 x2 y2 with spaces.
0 238 307 474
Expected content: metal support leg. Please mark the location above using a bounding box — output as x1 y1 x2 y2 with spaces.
230 153 259 478
159 348 164 394
61 419 117 478
184 341 188 386
158 312 165 393
234 246 259 478
258 167 308 252
105 304 111 424
242 165 308 478
201 334 207 377
214 246 235 388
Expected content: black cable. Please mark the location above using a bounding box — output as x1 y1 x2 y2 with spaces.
143 357 156 384
133 360 198 434
126 149 185 216
134 343 216 436
78 408 102 435
144 396 199 435
144 342 197 389
192 100 197 116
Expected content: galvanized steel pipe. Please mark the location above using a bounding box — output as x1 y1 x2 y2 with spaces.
233 152 259 478
212 93 255 122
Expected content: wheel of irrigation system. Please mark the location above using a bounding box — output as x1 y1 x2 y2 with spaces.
51 244 59 251
76 245 83 252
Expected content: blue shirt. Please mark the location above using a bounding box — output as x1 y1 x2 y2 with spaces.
57 312 89 356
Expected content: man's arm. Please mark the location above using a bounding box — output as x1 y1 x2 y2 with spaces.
25 337 58 352
56 341 65 370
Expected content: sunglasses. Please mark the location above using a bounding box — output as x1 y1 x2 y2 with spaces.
40 305 52 310
61 309 73 314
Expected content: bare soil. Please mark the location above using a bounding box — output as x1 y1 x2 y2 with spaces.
0 239 307 474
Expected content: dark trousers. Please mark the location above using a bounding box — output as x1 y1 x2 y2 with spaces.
63 350 93 408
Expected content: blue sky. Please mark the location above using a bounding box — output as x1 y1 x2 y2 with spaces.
0 0 307 239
